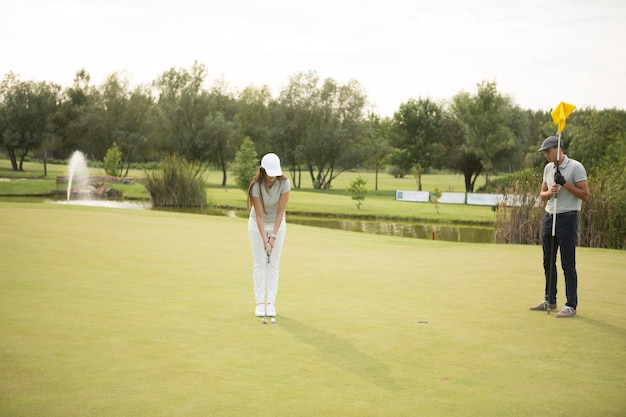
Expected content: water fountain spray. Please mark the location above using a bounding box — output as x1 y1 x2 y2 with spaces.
66 151 91 201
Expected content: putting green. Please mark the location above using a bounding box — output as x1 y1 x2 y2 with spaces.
1 202 624 417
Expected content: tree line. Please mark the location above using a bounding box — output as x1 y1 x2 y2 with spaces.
1 61 624 193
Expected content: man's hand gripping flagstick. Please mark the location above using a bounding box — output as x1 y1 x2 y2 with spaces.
546 102 576 314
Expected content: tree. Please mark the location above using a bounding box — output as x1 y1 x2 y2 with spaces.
347 175 368 209
204 80 240 185
236 85 272 152
51 70 153 174
500 106 531 173
273 71 370 189
0 72 60 171
521 109 551 171
452 81 515 190
99 73 154 176
103 142 122 177
231 137 258 192
567 107 626 172
199 111 237 186
434 109 483 192
53 70 100 160
274 71 319 189
289 73 369 189
390 98 443 190
152 62 212 169
364 113 392 191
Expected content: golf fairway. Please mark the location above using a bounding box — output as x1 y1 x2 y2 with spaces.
1 202 624 417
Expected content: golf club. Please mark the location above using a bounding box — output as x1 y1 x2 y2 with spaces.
265 233 277 323
261 233 271 324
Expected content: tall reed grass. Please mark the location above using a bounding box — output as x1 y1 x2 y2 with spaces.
494 169 543 245
579 163 626 249
144 154 206 207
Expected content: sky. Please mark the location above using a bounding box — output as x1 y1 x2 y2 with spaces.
1 0 625 117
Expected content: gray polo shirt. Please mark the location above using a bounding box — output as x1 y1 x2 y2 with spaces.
543 155 587 214
249 178 291 224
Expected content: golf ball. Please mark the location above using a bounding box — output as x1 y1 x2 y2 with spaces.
270 318 276 323
262 318 267 323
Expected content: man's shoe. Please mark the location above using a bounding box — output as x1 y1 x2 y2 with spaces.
555 306 577 318
266 303 276 317
529 300 557 311
255 303 265 317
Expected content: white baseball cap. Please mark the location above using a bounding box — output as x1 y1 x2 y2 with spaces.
261 153 282 177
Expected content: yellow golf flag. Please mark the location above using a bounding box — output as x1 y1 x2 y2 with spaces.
551 102 576 133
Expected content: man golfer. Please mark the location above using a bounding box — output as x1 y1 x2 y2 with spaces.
530 136 589 318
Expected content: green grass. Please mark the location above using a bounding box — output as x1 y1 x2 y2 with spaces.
1 202 625 417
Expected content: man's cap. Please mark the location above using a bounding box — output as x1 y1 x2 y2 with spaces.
261 153 282 177
538 136 563 152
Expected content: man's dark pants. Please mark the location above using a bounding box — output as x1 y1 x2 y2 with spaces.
541 212 579 308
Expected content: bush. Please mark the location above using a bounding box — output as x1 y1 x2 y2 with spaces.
387 165 407 178
143 154 206 207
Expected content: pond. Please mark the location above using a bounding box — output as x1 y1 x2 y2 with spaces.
287 215 494 243
203 207 494 244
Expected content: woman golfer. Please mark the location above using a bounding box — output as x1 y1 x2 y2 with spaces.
247 153 290 318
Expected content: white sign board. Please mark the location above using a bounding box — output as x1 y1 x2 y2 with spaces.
395 190 430 202
466 193 503 206
437 192 466 204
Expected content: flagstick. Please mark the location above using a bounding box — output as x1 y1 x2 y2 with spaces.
551 131 561 237
547 131 561 315
546 102 575 315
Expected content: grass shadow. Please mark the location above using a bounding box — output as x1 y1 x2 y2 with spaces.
278 315 401 391
576 316 626 338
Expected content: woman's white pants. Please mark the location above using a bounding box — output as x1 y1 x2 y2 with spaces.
248 219 286 305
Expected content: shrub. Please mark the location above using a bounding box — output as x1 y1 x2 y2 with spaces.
143 154 206 207
387 165 406 178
